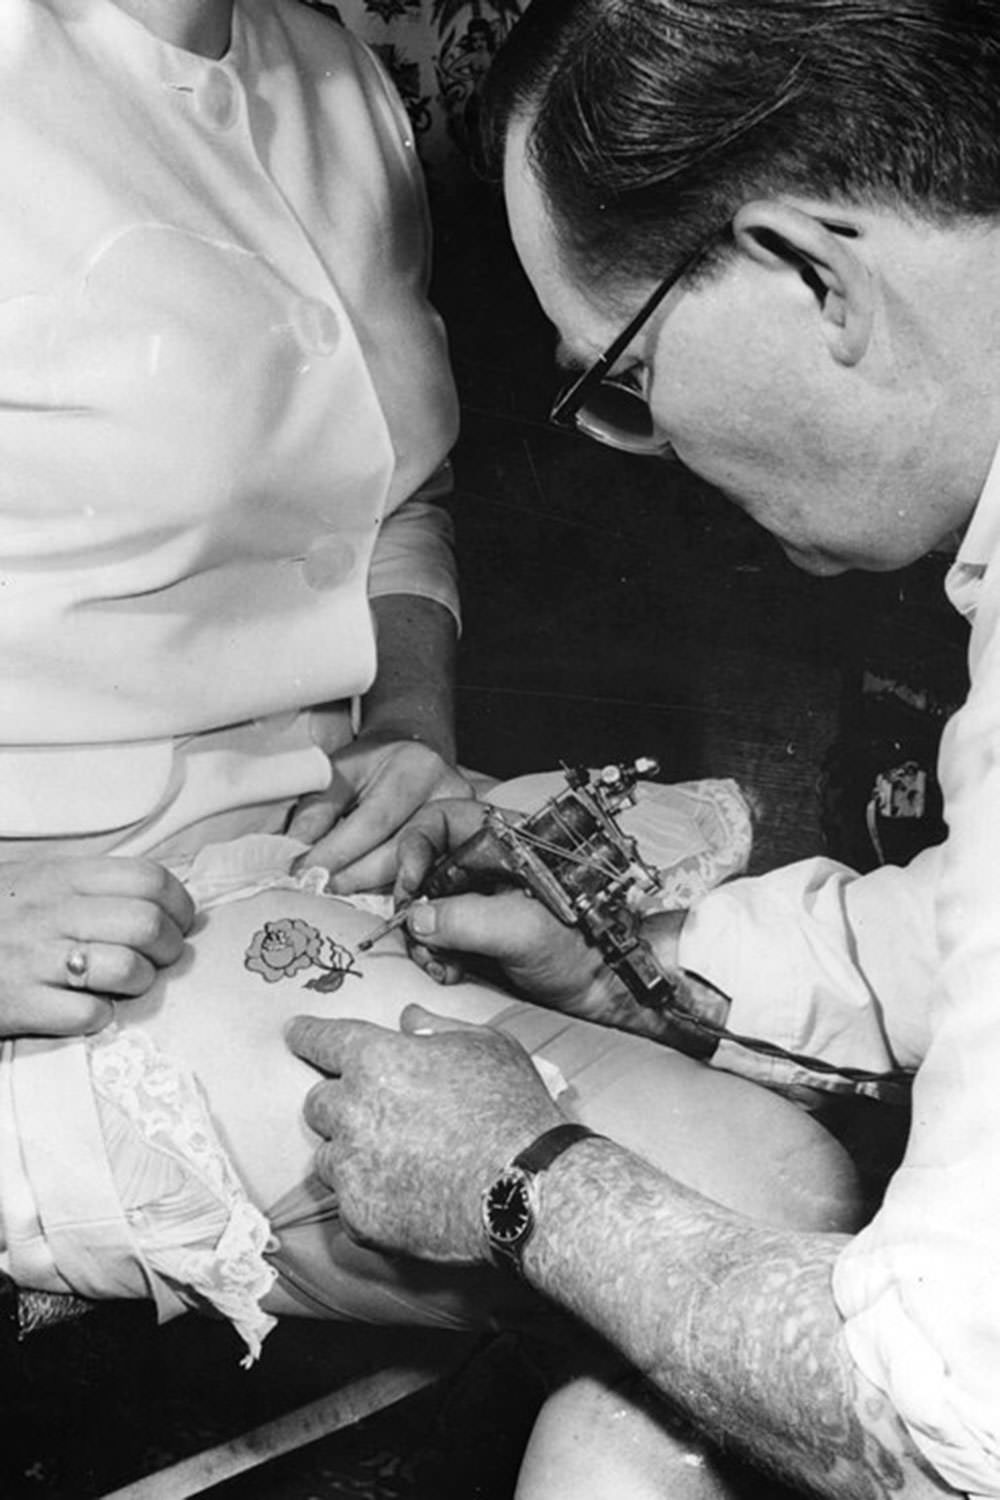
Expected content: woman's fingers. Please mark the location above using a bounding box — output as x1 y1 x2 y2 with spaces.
66 858 196 934
394 800 493 901
60 895 188 968
52 939 157 999
11 986 118 1039
0 856 194 1039
325 838 399 895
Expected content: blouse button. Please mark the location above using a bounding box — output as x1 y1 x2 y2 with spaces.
303 538 357 590
291 298 341 357
195 67 239 130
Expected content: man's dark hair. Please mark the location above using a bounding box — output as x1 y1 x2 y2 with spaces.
482 0 1000 289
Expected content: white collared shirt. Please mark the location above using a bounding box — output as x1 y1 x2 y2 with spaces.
679 447 1000 1494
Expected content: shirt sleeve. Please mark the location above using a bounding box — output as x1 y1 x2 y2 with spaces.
367 461 461 629
680 569 1000 1492
833 573 1000 1498
677 849 940 1093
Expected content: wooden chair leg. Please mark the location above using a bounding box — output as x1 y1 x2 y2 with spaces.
98 1357 456 1500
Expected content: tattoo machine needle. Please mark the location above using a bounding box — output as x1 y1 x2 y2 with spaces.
357 896 429 953
355 814 512 953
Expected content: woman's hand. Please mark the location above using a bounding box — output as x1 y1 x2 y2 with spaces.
287 592 473 891
285 731 477 892
0 856 195 1038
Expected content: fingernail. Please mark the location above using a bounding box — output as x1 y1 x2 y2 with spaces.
426 960 447 984
409 900 436 937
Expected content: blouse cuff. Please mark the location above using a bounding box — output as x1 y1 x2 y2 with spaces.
368 482 460 630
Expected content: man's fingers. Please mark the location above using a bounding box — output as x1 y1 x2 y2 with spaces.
286 1014 389 1075
394 826 444 902
399 1002 486 1036
406 889 553 962
303 1078 343 1139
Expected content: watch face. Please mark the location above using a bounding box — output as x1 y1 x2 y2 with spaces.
483 1169 533 1249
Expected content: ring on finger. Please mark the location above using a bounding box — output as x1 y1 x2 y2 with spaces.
65 945 90 989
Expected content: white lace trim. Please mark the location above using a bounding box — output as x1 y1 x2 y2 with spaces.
88 1025 278 1365
632 778 754 911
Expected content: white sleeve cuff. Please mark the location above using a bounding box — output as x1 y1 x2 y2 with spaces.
678 858 901 1091
368 486 460 630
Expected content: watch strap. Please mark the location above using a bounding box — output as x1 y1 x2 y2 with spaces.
483 1123 604 1277
510 1122 603 1177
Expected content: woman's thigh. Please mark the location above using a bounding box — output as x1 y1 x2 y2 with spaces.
113 885 860 1329
113 887 514 1211
494 1007 862 1233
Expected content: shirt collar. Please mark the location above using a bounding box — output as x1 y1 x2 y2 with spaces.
945 436 1000 619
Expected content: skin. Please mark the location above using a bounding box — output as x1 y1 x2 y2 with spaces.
0 2 469 1037
0 858 195 1038
503 119 1000 576
288 120 1000 1496
287 593 475 892
290 1003 952 1499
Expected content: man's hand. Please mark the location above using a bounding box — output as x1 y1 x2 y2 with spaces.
288 1005 563 1261
394 800 683 1039
0 857 195 1038
285 731 475 891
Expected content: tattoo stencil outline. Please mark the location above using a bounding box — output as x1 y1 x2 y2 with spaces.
244 918 361 993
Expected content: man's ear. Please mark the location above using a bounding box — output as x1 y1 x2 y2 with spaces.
732 200 872 367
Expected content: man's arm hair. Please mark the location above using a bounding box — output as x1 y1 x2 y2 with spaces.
524 1138 956 1499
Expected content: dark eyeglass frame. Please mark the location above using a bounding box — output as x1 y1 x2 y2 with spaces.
548 239 713 456
549 220 860 457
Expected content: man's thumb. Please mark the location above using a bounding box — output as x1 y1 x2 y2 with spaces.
399 1003 486 1036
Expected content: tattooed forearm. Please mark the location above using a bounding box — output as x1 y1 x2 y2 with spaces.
523 1140 956 1499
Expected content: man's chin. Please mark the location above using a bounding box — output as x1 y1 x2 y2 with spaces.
779 543 849 576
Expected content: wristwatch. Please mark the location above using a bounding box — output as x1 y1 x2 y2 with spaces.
481 1122 603 1276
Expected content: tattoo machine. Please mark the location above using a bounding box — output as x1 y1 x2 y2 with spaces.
358 758 683 1013
359 759 915 1098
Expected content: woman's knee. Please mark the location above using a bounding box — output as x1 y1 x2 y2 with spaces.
515 1022 865 1233
516 1373 747 1500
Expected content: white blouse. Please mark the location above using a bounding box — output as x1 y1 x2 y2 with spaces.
0 0 459 846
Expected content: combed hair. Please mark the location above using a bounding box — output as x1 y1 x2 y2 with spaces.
481 0 1000 287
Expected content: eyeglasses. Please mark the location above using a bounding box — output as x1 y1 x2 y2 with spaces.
548 239 713 457
550 219 861 457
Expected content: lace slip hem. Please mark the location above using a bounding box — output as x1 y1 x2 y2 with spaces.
632 777 755 912
87 1025 278 1366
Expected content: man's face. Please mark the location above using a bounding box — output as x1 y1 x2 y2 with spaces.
503 120 962 575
